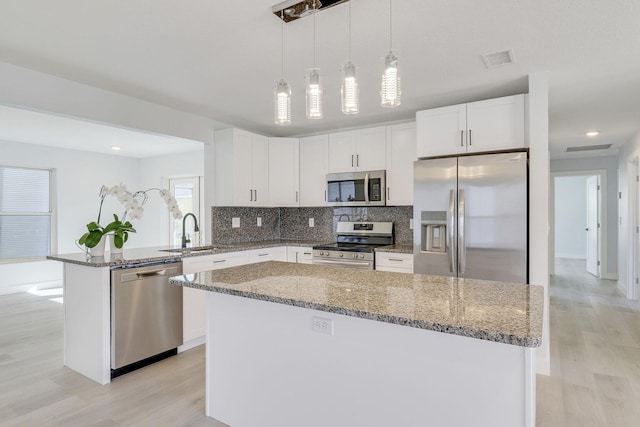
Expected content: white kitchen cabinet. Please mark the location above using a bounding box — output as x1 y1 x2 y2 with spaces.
299 134 329 206
375 252 414 273
181 251 250 346
286 246 314 264
248 246 287 263
269 137 299 207
328 126 386 173
416 94 525 158
214 128 269 206
385 122 416 206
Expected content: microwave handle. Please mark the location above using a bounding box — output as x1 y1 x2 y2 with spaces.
364 173 370 204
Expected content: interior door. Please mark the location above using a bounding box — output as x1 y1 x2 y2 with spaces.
169 177 201 246
585 176 599 277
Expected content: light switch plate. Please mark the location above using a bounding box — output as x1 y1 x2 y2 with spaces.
232 217 240 228
257 217 262 227
309 218 315 227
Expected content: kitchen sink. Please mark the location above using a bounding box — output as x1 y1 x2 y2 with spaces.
158 246 221 253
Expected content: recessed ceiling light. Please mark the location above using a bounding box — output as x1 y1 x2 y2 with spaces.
111 146 121 151
585 131 600 137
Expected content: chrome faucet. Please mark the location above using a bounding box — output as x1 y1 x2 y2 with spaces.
181 213 200 248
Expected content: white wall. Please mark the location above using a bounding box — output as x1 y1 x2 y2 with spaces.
618 133 640 298
0 140 205 294
137 150 204 248
551 156 618 277
0 140 139 294
554 176 587 258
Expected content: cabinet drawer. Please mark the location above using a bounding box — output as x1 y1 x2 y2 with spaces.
248 246 287 263
375 253 414 272
183 252 249 273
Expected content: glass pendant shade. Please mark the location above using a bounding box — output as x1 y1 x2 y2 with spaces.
274 79 291 126
381 51 401 107
341 61 359 115
306 68 323 119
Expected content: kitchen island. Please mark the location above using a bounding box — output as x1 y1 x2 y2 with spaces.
171 261 543 427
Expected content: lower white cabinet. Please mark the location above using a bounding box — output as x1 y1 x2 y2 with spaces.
181 251 250 347
286 246 314 264
248 246 287 263
375 252 414 273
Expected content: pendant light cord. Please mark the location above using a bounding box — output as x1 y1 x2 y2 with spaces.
280 12 284 77
313 0 317 68
348 1 352 61
389 0 393 51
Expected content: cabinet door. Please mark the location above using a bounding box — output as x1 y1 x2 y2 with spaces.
251 134 270 206
354 126 387 171
416 104 467 157
386 123 416 206
465 94 525 153
269 137 300 207
328 130 356 173
232 130 254 206
299 134 329 206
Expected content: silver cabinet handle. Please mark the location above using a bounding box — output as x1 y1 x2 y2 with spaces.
356 154 359 167
296 191 298 203
324 190 327 202
254 189 257 202
389 258 404 262
250 189 253 202
458 189 466 274
468 129 472 146
387 187 390 201
303 252 312 255
461 130 464 147
448 189 456 273
351 154 354 167
212 259 226 264
364 173 370 204
258 253 268 257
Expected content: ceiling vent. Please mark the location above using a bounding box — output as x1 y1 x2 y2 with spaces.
481 49 516 68
566 144 612 152
272 0 349 22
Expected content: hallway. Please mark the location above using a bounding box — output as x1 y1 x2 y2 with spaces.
537 258 640 426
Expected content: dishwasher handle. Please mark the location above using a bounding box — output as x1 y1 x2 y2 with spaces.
119 266 180 283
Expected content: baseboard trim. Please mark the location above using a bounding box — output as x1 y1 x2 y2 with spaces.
178 336 205 353
554 254 586 260
0 280 63 296
602 273 618 281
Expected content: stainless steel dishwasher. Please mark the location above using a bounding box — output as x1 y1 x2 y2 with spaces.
111 261 183 377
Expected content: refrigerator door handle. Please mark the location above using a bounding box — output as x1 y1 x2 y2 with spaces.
458 189 466 274
448 189 456 273
364 173 370 204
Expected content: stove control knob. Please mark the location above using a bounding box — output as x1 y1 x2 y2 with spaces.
360 254 365 259
339 253 344 258
319 251 324 256
353 253 358 259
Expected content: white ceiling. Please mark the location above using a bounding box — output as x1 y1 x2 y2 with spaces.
0 0 639 158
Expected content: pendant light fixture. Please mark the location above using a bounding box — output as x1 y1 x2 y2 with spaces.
306 0 323 119
341 1 359 115
381 0 401 108
274 11 291 125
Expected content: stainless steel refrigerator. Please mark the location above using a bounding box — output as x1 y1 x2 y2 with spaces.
413 151 528 284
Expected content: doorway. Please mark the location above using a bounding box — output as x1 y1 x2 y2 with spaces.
168 177 203 247
551 170 607 278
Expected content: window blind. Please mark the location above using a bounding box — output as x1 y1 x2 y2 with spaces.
0 167 52 261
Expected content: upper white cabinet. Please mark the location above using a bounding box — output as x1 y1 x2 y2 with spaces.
385 122 416 206
328 126 386 173
269 138 299 207
214 128 269 206
416 94 525 158
299 134 329 206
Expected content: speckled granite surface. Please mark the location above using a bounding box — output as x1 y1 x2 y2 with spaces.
170 261 543 347
47 240 331 268
375 244 413 254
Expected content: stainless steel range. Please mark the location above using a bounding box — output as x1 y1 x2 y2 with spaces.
312 221 394 270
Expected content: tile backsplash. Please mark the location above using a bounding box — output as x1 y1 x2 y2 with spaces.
212 205 413 245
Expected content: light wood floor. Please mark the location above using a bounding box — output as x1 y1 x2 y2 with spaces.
1 259 638 426
537 258 640 427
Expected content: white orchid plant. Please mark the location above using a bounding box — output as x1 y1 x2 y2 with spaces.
79 184 183 249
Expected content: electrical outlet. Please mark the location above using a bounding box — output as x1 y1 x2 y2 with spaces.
312 317 333 335
232 217 240 228
409 218 414 230
257 217 262 227
309 217 315 227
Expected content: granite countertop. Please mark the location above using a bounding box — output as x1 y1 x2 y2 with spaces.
47 239 333 268
375 244 413 254
170 261 543 347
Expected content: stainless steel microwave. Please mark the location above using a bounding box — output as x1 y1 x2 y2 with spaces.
326 170 386 207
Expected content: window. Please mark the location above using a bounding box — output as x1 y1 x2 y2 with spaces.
0 166 54 262
168 177 202 246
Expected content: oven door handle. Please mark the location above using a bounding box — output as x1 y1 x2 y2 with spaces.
312 259 372 268
364 173 370 204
